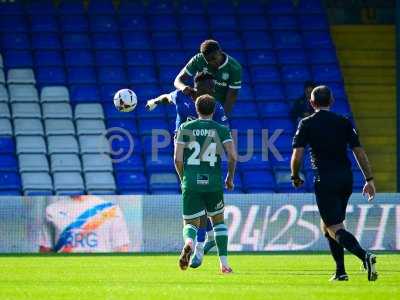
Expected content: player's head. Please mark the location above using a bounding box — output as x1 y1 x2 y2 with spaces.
200 39 224 69
310 85 334 109
194 72 215 97
304 80 316 99
195 94 216 118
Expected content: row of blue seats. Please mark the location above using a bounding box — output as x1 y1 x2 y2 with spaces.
0 0 325 16
0 31 334 50
0 14 329 33
1 49 338 69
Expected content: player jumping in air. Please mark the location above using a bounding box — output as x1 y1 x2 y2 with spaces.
174 95 237 274
291 86 378 281
174 39 242 263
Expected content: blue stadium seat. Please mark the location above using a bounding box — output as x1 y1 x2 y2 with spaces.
254 84 285 101
236 1 264 14
281 65 311 82
181 32 208 50
59 1 85 15
0 137 15 154
119 1 146 15
239 153 272 172
156 51 188 66
36 67 66 85
107 119 138 135
3 51 33 68
134 84 162 101
211 31 243 50
329 83 347 99
89 15 118 32
0 155 17 172
136 101 166 119
266 0 295 14
312 65 343 82
179 15 207 31
138 119 169 135
70 85 99 103
242 170 276 192
142 135 173 154
127 67 157 84
34 51 64 67
114 154 144 172
236 133 263 154
277 49 307 65
98 67 127 85
122 32 151 49
146 154 174 173
152 32 181 50
273 133 294 153
237 84 254 101
275 169 307 193
0 16 27 32
331 100 351 117
116 172 147 194
32 33 61 50
298 15 329 30
109 135 142 159
63 33 91 49
0 33 30 50
247 50 277 66
126 51 154 66
209 15 237 31
208 0 235 15
243 32 273 49
0 1 23 15
238 15 267 30
60 15 89 32
118 15 147 31
231 102 259 118
273 31 303 49
30 15 58 32
251 66 280 83
147 0 176 15
64 50 94 66
229 50 246 65
231 119 262 134
270 15 297 30
92 33 122 50
259 102 290 118
178 0 205 15
284 83 304 100
150 15 178 31
297 0 325 14
263 118 295 135
104 103 133 119
159 66 180 84
67 67 97 84
0 172 21 192
308 48 337 64
88 0 115 15
99 85 124 102
303 31 333 48
95 50 124 66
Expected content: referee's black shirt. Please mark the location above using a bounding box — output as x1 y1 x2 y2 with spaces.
292 110 361 174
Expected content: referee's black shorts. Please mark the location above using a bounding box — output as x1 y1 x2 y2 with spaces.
314 170 353 226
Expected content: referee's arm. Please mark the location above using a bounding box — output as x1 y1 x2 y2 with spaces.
291 120 307 188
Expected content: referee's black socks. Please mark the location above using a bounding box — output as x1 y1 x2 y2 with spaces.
335 229 367 262
325 233 345 274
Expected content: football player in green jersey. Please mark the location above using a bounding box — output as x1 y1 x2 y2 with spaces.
174 95 237 274
174 39 242 114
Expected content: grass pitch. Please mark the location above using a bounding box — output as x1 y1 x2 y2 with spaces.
0 253 398 300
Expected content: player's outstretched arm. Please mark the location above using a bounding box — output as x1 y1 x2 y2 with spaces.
290 147 305 188
146 94 172 111
223 141 237 191
352 147 376 201
174 68 195 97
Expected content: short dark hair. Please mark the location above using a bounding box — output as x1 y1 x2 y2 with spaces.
200 40 221 56
304 80 316 89
194 72 214 84
195 94 216 116
311 85 332 107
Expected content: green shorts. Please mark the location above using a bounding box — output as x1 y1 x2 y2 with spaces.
182 190 224 220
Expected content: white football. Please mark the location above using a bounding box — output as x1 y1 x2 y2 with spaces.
113 89 137 112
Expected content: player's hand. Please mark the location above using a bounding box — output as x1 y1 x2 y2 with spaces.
291 176 304 188
225 176 234 191
182 86 196 98
362 180 376 202
146 99 158 111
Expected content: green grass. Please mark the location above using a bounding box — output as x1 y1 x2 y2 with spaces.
0 253 398 300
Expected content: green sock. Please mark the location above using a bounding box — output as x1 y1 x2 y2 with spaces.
183 224 197 244
213 222 228 257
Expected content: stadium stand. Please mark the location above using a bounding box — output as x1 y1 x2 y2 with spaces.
0 0 360 195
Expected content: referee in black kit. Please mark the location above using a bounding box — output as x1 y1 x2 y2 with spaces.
290 85 378 282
